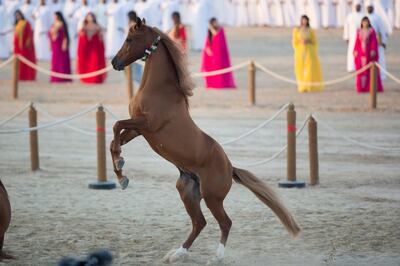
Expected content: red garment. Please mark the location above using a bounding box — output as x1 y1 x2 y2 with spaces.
77 28 106 83
200 28 236 89
169 25 187 51
13 20 36 81
353 28 383 93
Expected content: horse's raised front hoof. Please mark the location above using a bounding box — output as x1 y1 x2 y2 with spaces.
119 175 129 190
114 157 125 171
162 247 188 263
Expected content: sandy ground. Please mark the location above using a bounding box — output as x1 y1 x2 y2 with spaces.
0 27 399 266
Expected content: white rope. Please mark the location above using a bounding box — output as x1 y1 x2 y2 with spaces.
220 103 289 146
0 104 99 134
0 55 14 69
102 106 120 121
374 62 400 85
35 104 115 138
0 102 31 127
16 55 113 80
254 61 373 87
191 61 250 78
232 115 310 167
314 115 400 151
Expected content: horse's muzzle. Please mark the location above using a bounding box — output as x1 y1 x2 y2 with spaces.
111 57 125 71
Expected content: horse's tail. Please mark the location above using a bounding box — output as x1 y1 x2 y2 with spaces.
232 167 300 237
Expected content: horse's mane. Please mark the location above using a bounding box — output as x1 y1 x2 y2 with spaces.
151 27 194 107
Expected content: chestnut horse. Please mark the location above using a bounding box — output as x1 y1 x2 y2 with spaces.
0 180 12 261
110 18 300 263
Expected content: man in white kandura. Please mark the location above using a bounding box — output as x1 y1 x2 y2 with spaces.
160 0 180 32
343 0 363 72
33 0 52 61
366 1 389 80
21 0 35 30
106 0 126 58
64 0 79 59
321 0 336 28
94 0 108 32
191 0 213 51
0 1 10 58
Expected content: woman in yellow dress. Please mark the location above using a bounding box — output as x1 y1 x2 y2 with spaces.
292 15 324 92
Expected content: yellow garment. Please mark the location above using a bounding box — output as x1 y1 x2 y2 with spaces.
292 27 324 92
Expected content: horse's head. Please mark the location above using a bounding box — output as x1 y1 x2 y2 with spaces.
111 18 157 71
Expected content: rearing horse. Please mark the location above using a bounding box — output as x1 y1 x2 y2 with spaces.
110 18 300 263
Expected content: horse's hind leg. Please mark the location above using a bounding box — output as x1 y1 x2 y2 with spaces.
163 170 206 263
110 129 140 189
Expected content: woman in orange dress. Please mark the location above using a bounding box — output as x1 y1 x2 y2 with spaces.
13 10 36 81
168 11 187 52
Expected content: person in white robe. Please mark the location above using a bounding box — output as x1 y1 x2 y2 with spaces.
63 0 79 59
321 0 336 27
136 0 162 28
33 0 52 61
191 0 213 50
74 0 93 31
105 0 126 58
4 0 20 55
343 0 363 72
373 0 393 34
270 0 285 26
21 0 35 30
236 0 250 26
336 0 349 27
94 0 108 31
305 0 321 28
50 0 63 13
283 0 297 26
366 1 389 79
294 0 307 24
181 0 194 25
0 1 11 58
160 0 180 32
248 0 260 26
396 0 400 28
224 0 237 26
257 0 271 26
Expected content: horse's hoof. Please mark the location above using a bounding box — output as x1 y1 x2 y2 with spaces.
119 176 129 190
206 243 225 265
114 157 125 171
162 247 188 263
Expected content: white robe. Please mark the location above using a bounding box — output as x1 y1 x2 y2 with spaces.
236 0 249 26
336 0 349 27
5 0 20 55
21 3 35 30
191 0 212 50
50 2 63 13
225 0 237 26
0 4 10 58
160 0 180 32
257 0 271 26
283 0 296 27
270 0 285 26
33 5 52 61
373 0 393 34
306 0 321 28
321 0 336 27
64 0 79 59
396 0 400 28
137 0 162 28
294 0 307 24
73 5 92 31
368 12 388 79
248 0 259 26
106 2 126 58
94 3 108 30
181 0 194 25
343 10 363 72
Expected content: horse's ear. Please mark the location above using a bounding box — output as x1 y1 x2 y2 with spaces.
135 17 142 29
142 18 146 25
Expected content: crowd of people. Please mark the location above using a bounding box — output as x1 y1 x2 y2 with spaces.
0 0 394 91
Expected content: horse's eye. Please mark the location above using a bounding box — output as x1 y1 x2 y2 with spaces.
126 38 132 43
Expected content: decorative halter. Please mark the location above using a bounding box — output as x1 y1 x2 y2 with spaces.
141 35 162 61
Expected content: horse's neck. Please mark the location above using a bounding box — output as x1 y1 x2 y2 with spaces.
141 44 182 98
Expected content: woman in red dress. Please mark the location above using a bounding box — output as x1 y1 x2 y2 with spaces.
77 12 106 84
168 12 187 52
13 10 36 81
353 16 383 93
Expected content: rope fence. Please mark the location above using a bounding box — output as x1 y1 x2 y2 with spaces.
1 102 399 188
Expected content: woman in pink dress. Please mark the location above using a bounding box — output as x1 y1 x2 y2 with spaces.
353 16 383 93
48 11 72 83
200 18 236 90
